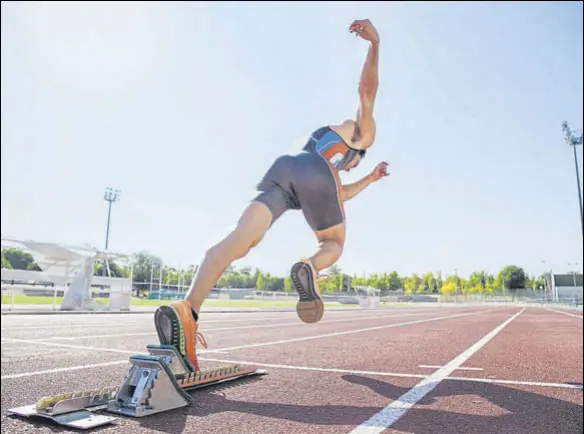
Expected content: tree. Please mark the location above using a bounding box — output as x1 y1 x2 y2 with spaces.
263 272 273 291
435 271 443 292
1 248 41 271
284 276 293 292
271 278 284 291
525 274 545 291
318 276 339 294
352 274 367 287
256 273 266 291
182 265 197 290
441 281 456 296
375 274 388 291
131 251 163 296
532 275 546 291
369 273 380 290
403 274 422 294
486 276 504 294
93 261 128 278
328 264 342 276
443 275 460 293
466 283 484 294
466 271 496 295
422 272 436 293
387 271 402 291
2 254 13 269
467 272 484 290
497 265 527 291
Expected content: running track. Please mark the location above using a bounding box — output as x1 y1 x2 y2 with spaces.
1 305 582 433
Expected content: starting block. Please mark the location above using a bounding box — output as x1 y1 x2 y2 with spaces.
8 344 266 430
8 387 119 430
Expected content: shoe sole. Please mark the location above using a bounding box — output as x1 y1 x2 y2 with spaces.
291 261 324 324
154 305 184 353
154 302 201 371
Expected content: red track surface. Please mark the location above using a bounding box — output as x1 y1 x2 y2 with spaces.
1 305 582 433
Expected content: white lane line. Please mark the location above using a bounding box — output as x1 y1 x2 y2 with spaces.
5 353 580 391
0 338 137 355
1 360 129 380
348 308 526 434
0 316 289 331
199 357 583 390
447 376 583 390
202 309 494 354
418 365 483 372
46 332 155 341
1 322 154 331
38 312 441 341
0 315 303 331
544 308 583 319
1 310 494 357
199 358 426 379
0 309 450 332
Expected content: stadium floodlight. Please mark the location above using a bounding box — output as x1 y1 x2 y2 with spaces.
103 187 121 276
562 122 583 245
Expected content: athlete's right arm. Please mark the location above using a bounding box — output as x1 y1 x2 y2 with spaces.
351 19 380 149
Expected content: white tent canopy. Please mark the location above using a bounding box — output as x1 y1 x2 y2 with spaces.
1 237 132 311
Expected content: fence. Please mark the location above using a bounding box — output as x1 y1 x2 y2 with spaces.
380 289 582 308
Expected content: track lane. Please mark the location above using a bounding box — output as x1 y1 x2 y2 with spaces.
452 307 583 384
388 307 583 434
2 306 582 434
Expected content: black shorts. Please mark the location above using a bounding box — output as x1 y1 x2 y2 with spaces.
253 152 345 231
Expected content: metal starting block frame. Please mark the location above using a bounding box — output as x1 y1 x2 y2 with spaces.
8 344 266 430
7 388 119 430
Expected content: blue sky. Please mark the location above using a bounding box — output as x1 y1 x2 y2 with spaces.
1 1 583 279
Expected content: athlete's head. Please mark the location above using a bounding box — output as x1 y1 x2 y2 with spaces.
343 149 366 172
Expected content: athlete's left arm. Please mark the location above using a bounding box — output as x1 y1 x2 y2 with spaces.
342 175 374 202
351 19 380 150
342 162 389 201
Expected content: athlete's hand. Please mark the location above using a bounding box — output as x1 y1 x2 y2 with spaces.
369 162 389 182
349 19 380 44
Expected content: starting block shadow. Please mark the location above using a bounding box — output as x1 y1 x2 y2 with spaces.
134 375 267 434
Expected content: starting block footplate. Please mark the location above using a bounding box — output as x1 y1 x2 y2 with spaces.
8 405 117 430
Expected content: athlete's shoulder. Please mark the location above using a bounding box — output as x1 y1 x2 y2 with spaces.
328 120 358 146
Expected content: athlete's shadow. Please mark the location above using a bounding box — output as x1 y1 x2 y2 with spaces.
342 375 583 433
137 375 583 434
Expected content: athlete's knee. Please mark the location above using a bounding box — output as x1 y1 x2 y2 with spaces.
207 202 269 259
315 223 345 255
249 235 263 250
202 230 249 266
224 224 265 260
324 238 344 259
232 233 262 259
322 231 345 264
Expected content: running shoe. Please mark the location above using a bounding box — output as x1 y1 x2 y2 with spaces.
154 300 207 372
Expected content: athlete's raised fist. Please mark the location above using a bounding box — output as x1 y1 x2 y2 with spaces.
349 19 380 44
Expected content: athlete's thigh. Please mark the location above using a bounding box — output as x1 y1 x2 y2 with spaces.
295 156 346 234
253 154 300 228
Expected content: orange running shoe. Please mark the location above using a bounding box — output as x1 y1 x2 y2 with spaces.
291 259 324 323
154 300 207 372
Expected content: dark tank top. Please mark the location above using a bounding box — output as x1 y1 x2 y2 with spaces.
302 126 365 171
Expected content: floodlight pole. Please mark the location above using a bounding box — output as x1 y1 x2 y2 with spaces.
103 187 121 276
562 122 583 246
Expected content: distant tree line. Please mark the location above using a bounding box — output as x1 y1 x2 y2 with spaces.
2 248 547 297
